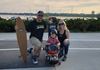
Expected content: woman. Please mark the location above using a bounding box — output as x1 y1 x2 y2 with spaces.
57 19 70 61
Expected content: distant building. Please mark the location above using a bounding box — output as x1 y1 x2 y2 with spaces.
91 11 95 15
10 17 16 20
91 11 95 19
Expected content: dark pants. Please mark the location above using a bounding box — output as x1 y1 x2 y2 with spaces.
58 43 69 58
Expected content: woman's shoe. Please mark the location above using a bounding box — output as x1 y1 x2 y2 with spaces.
62 56 67 61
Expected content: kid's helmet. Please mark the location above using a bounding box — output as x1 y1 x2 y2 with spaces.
50 29 57 35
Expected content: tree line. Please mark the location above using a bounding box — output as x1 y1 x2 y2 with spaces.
0 17 100 32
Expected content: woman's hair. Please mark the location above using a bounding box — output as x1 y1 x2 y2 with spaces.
57 19 68 31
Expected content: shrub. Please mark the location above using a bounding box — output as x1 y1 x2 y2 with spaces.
0 17 100 32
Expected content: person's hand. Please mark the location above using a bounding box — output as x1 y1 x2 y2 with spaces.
15 25 18 30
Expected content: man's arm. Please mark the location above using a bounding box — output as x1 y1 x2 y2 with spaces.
44 21 48 32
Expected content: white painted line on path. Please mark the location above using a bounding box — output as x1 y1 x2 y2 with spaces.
0 48 100 51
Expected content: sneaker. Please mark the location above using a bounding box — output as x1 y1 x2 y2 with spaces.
32 58 38 64
62 56 67 61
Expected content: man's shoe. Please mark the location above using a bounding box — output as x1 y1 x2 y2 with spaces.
32 55 39 64
32 58 38 64
27 48 33 54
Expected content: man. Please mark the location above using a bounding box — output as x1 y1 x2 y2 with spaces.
28 11 47 64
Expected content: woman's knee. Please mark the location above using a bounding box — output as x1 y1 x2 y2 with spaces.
63 39 69 45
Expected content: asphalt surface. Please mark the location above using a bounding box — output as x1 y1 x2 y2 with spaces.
0 33 100 70
0 40 53 69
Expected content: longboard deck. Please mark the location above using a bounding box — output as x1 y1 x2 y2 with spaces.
15 17 27 63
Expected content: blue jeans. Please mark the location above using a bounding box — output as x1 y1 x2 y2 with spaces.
58 43 69 58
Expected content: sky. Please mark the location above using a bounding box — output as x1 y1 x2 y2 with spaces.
0 0 100 14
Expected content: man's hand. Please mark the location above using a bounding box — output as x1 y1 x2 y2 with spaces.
15 25 18 30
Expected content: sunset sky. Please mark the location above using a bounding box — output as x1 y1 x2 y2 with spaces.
0 0 100 14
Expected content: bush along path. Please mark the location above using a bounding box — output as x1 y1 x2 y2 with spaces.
0 17 100 32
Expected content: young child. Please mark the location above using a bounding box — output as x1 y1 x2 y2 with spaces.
46 29 60 56
48 30 59 45
45 29 61 65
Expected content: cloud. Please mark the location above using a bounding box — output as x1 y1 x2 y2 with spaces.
0 0 100 13
79 3 100 7
65 2 100 8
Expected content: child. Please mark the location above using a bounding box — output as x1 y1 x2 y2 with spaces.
47 30 60 47
45 29 61 65
46 29 60 57
48 17 57 37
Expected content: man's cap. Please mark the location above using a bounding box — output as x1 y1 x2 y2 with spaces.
37 11 44 16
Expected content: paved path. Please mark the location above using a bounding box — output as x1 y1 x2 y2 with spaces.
0 33 100 70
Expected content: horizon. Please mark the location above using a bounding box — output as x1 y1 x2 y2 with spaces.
0 0 100 14
0 12 100 14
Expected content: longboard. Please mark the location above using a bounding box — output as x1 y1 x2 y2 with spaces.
15 17 27 63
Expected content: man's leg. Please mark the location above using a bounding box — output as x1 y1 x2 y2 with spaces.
33 46 41 57
30 37 42 64
27 48 33 54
